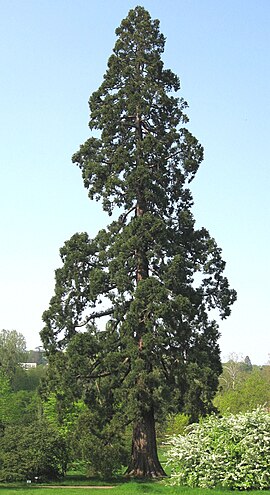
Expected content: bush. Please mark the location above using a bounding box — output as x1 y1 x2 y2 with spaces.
83 436 128 478
165 413 190 437
166 407 270 489
70 410 129 477
0 419 68 481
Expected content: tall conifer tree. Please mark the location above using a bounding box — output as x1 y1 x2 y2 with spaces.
41 7 236 477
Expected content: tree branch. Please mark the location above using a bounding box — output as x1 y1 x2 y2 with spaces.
75 307 115 327
118 205 136 224
167 150 181 161
160 358 169 379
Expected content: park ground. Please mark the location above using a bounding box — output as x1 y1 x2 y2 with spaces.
3 477 270 495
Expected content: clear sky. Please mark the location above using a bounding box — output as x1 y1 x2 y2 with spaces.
1 0 269 364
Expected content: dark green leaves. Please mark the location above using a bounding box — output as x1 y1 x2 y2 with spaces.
42 6 236 471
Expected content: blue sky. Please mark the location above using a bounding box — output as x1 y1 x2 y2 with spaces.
1 0 269 364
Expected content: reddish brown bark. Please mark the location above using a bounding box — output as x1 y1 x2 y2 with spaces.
126 116 166 478
125 408 167 478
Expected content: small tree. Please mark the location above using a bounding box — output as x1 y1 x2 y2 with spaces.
41 6 236 477
220 353 244 391
243 355 253 371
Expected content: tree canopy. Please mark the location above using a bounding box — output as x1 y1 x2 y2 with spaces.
0 329 26 381
41 6 236 477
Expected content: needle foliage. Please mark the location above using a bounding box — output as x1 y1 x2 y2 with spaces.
41 6 236 477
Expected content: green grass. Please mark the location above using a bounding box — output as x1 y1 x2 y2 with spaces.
2 482 270 495
1 464 270 495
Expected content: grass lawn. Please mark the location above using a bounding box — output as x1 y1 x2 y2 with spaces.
2 482 270 495
1 457 270 495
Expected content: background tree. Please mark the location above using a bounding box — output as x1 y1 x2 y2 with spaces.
0 358 67 481
219 353 245 391
243 355 253 372
0 370 12 428
0 368 44 430
214 366 270 414
41 6 236 478
12 365 47 392
0 329 26 381
24 347 47 365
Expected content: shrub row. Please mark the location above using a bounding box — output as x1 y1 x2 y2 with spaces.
166 407 270 490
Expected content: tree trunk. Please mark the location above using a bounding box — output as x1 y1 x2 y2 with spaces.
125 113 165 478
125 407 167 478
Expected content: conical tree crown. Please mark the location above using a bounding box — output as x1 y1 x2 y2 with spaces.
73 6 203 216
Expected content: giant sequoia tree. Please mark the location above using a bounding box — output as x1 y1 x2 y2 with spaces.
41 7 236 478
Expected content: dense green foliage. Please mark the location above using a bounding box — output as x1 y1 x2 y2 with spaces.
166 407 270 490
164 413 190 437
0 331 47 434
70 409 129 477
0 366 70 482
214 356 270 414
0 335 270 482
40 6 236 476
0 329 26 381
0 337 60 481
0 420 68 482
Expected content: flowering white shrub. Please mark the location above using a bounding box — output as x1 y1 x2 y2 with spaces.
166 407 270 489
